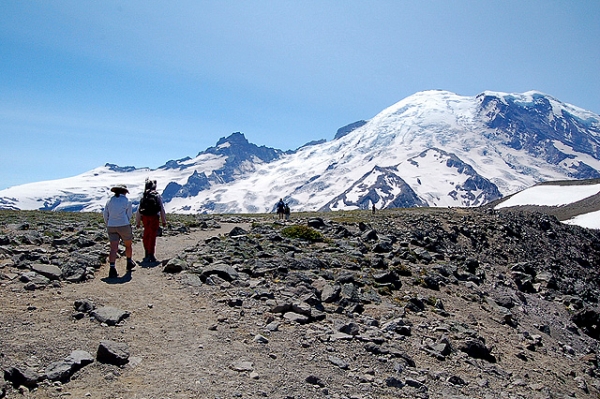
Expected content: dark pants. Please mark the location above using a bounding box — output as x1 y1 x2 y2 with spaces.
141 215 160 256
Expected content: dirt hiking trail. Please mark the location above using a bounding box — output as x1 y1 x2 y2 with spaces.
3 222 300 399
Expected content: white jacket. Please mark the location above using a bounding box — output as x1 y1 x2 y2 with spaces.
103 195 133 227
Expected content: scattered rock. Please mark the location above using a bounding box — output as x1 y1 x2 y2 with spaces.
3 210 600 398
96 340 130 366
327 355 349 369
30 263 62 280
305 375 325 387
163 258 188 273
65 350 95 369
4 365 40 388
283 312 310 324
229 361 254 372
200 262 239 282
253 334 269 344
90 306 130 326
459 338 496 362
228 226 248 237
19 271 50 289
74 298 95 313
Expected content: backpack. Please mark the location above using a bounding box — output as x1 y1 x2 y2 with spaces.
139 190 161 216
277 200 285 213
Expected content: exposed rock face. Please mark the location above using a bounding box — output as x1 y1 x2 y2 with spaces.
160 132 285 204
479 92 600 178
334 120 368 140
162 170 211 202
321 165 428 210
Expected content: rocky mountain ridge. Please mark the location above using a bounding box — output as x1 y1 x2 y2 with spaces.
1 90 600 214
1 208 600 398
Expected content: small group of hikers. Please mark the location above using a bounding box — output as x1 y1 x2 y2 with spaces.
276 198 291 220
102 179 167 279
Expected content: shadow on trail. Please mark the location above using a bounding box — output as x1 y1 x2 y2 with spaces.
101 270 133 284
140 260 162 269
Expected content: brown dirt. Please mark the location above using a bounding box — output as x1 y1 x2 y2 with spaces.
2 214 600 399
2 223 291 399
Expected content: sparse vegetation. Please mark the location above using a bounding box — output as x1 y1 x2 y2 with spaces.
280 224 323 241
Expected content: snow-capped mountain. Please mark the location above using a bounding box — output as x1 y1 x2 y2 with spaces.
1 90 600 214
0 132 284 212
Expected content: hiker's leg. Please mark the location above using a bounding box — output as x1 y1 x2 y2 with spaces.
124 240 133 259
142 216 152 255
107 227 120 263
109 240 119 263
143 215 160 255
120 225 134 260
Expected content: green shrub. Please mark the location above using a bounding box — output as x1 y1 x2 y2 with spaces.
281 225 323 242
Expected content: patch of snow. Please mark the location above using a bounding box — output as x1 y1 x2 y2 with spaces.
564 210 600 230
495 184 600 209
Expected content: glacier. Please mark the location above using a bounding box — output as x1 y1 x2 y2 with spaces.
1 90 600 214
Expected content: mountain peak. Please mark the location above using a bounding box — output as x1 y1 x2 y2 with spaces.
203 132 283 162
214 132 249 147
2 89 600 218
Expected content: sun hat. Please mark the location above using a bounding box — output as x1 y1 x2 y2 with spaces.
110 184 129 194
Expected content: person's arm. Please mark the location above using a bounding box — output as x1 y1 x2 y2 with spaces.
103 200 110 224
126 200 133 222
159 196 167 226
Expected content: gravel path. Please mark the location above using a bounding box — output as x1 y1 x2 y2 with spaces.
2 223 285 399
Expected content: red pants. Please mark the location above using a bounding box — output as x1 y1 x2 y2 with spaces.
141 215 160 255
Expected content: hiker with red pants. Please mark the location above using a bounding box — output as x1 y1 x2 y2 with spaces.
136 179 167 264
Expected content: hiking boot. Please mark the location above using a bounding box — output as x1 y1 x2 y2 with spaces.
126 259 137 270
108 267 118 278
148 254 157 263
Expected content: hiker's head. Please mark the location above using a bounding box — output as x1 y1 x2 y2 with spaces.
145 179 157 191
110 184 129 197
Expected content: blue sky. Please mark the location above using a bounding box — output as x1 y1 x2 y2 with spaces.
1 1 599 190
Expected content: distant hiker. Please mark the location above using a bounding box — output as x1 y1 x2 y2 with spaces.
284 203 291 220
276 198 285 220
372 204 376 215
136 179 167 264
103 184 135 278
